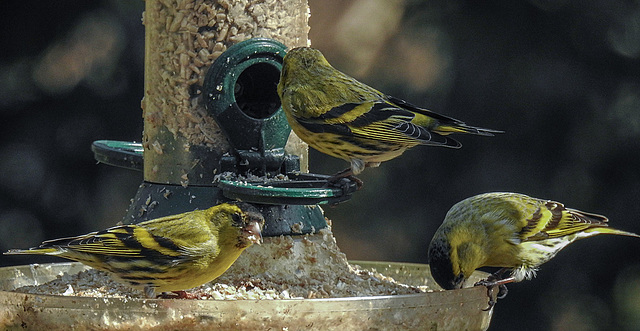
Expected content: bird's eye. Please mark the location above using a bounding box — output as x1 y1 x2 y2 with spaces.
231 212 243 225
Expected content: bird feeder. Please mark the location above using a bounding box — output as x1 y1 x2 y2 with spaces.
0 0 495 329
92 38 357 236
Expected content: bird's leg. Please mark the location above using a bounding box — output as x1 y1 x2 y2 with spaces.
144 285 157 299
474 268 515 310
327 167 353 181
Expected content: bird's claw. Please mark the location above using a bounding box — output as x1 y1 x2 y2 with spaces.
477 282 508 311
326 168 363 191
343 175 363 190
474 279 504 311
324 171 363 197
496 283 509 299
157 290 196 299
483 287 497 311
474 271 514 310
325 178 360 205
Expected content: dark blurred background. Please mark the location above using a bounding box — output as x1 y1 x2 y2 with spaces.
1 1 640 330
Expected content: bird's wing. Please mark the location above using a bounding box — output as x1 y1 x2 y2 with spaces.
138 210 220 247
295 99 458 147
517 201 609 241
38 225 182 259
31 227 144 258
349 101 455 146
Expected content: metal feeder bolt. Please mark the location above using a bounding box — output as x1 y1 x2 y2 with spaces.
91 38 359 237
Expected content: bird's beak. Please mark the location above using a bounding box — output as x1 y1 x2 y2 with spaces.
454 273 466 289
245 221 263 245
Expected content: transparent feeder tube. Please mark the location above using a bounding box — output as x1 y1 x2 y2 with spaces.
142 0 310 185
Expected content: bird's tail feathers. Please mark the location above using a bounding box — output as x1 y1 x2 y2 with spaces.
386 95 503 137
434 123 504 137
588 227 640 238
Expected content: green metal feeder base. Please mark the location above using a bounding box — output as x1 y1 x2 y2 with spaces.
93 140 358 236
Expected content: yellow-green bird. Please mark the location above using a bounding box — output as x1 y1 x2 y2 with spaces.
277 47 502 180
4 202 264 298
428 192 640 293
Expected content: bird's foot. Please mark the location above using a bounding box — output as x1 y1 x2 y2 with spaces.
474 281 509 311
474 270 514 311
326 168 363 192
157 290 196 299
339 175 363 190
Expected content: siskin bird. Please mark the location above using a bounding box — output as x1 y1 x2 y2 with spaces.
4 202 264 298
428 192 639 297
277 47 502 181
